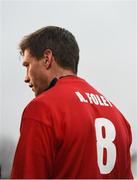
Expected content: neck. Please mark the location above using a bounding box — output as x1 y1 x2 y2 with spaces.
55 70 76 79
47 69 76 88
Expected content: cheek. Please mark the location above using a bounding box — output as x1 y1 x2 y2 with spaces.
30 66 43 83
29 68 34 77
29 65 37 78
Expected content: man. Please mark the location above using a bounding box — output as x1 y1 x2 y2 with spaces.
11 26 133 179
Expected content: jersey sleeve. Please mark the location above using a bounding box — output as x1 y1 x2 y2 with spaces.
11 101 56 179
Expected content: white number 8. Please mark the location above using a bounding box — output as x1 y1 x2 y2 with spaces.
95 118 116 174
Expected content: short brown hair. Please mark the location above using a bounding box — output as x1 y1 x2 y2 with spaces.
19 26 79 74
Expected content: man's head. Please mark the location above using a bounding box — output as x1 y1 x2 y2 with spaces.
20 26 79 74
20 26 80 96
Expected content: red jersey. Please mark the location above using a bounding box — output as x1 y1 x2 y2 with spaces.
11 76 133 179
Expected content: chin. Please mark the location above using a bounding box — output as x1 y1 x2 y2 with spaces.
35 91 39 97
34 93 38 97
35 90 45 97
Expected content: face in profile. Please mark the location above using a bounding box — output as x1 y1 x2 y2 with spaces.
22 49 49 96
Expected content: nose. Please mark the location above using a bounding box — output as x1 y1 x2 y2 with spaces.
24 75 30 83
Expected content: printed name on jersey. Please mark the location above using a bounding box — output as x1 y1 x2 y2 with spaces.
75 91 112 107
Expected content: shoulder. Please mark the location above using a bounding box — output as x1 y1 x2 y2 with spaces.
22 95 52 126
22 76 90 120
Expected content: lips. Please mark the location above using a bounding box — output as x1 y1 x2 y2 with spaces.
29 83 34 92
28 83 36 93
29 84 33 88
31 86 35 92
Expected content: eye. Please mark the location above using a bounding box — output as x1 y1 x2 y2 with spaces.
23 62 29 67
25 64 29 67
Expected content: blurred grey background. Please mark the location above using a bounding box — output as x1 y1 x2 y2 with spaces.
0 0 136 178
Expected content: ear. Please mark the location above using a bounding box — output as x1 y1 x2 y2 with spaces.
43 49 53 69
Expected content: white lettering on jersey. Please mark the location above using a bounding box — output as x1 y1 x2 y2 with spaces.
85 93 99 105
95 118 116 174
75 91 112 107
75 92 88 103
100 96 112 107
